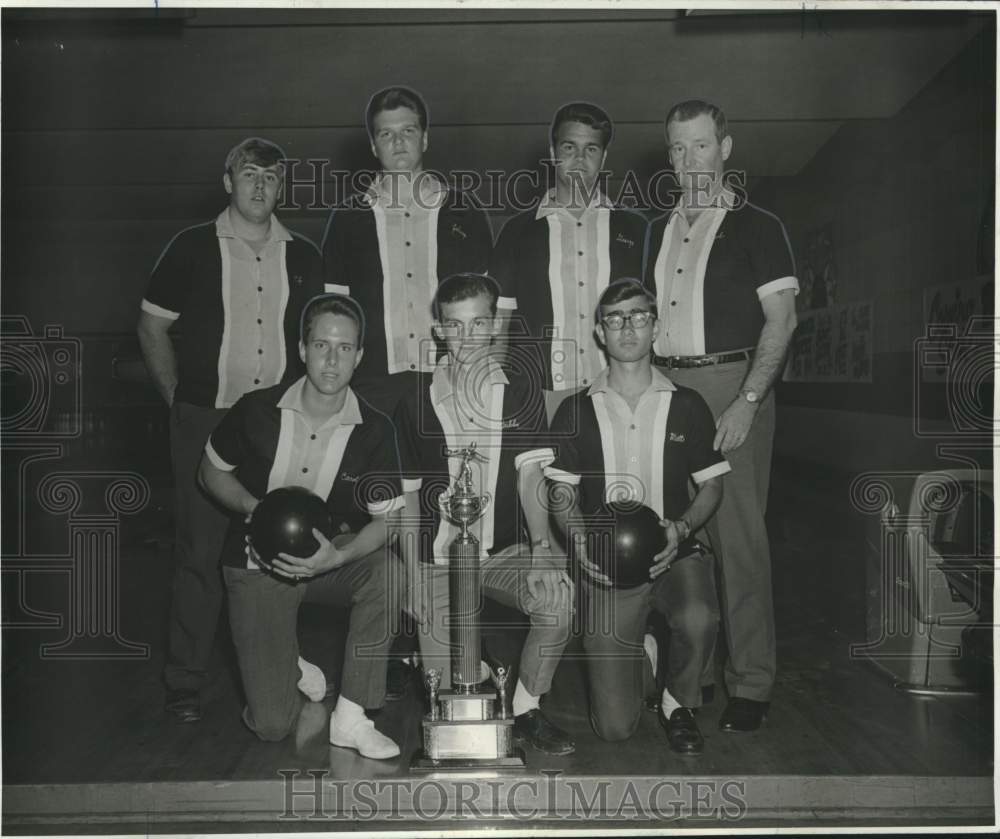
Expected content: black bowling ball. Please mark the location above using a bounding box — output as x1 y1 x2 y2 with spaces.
586 500 667 589
248 486 333 570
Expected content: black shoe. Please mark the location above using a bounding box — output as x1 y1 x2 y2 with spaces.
165 688 201 723
662 707 704 754
719 698 769 732
385 659 410 702
513 709 575 756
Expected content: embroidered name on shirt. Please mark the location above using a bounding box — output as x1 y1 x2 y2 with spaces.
669 432 686 443
340 472 359 483
616 233 634 248
501 419 519 429
451 223 467 240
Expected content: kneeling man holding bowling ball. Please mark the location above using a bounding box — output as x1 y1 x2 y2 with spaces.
198 294 406 759
546 280 730 754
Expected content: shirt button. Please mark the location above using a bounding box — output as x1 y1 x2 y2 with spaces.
582 379 588 385
257 286 263 292
256 257 261 262
302 467 309 474
310 434 316 440
410 363 416 370
405 241 412 247
254 378 260 385
578 281 584 287
257 348 263 355
577 222 582 227
257 318 262 324
579 349 585 355
676 268 683 274
409 333 415 338
683 238 690 243
630 457 637 463
405 212 411 218
671 301 678 306
406 272 413 278
577 250 584 256
630 424 636 430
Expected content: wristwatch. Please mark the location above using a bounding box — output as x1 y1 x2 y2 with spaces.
740 389 760 404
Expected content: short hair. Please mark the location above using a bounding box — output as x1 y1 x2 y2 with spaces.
664 99 728 143
223 137 286 177
365 86 429 140
433 273 500 319
596 279 658 324
300 294 366 347
550 101 614 150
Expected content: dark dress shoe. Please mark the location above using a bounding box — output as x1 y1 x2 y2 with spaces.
662 708 704 754
719 698 768 732
385 659 410 701
165 689 201 723
513 709 575 756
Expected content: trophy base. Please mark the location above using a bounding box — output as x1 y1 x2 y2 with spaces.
410 749 526 773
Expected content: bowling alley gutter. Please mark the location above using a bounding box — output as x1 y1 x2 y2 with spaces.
1 775 992 829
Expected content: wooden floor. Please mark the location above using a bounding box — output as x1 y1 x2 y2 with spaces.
1 434 994 830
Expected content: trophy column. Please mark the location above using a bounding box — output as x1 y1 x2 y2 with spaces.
412 444 525 771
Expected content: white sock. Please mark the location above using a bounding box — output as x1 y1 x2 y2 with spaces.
296 656 327 702
332 695 365 729
643 633 658 677
512 679 539 717
661 686 681 718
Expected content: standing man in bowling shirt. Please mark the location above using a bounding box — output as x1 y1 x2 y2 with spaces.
198 294 406 758
547 280 729 753
395 273 576 756
321 85 493 415
490 101 647 422
138 137 324 724
646 100 798 733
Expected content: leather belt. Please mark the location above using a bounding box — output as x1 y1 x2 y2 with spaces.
652 349 754 369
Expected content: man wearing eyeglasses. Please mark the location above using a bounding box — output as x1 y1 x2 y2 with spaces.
546 279 729 754
646 100 798 733
395 272 576 757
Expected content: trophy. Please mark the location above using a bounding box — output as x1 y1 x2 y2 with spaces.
412 443 525 770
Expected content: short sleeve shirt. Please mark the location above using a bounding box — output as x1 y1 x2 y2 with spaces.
395 360 552 564
545 368 730 553
206 378 405 568
645 193 797 357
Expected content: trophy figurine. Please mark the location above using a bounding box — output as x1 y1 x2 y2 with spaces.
412 443 525 770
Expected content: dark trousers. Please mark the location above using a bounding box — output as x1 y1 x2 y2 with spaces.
224 542 402 742
583 551 719 742
667 361 776 701
164 401 229 692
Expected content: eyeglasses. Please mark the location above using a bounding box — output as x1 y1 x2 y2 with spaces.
600 310 655 331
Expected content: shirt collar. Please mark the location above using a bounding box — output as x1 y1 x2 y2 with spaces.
277 377 364 427
670 185 738 224
587 365 676 397
215 207 293 243
431 355 509 406
535 188 614 220
363 172 447 209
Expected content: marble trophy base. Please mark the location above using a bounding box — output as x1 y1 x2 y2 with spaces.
411 687 526 771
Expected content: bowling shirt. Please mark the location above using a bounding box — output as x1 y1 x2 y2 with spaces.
545 367 730 553
395 358 552 565
321 177 492 381
141 208 325 408
490 191 648 391
645 189 798 357
205 377 405 569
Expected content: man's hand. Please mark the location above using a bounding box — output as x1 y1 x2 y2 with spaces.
713 397 759 454
649 520 681 580
525 541 574 612
271 528 347 580
572 531 612 587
